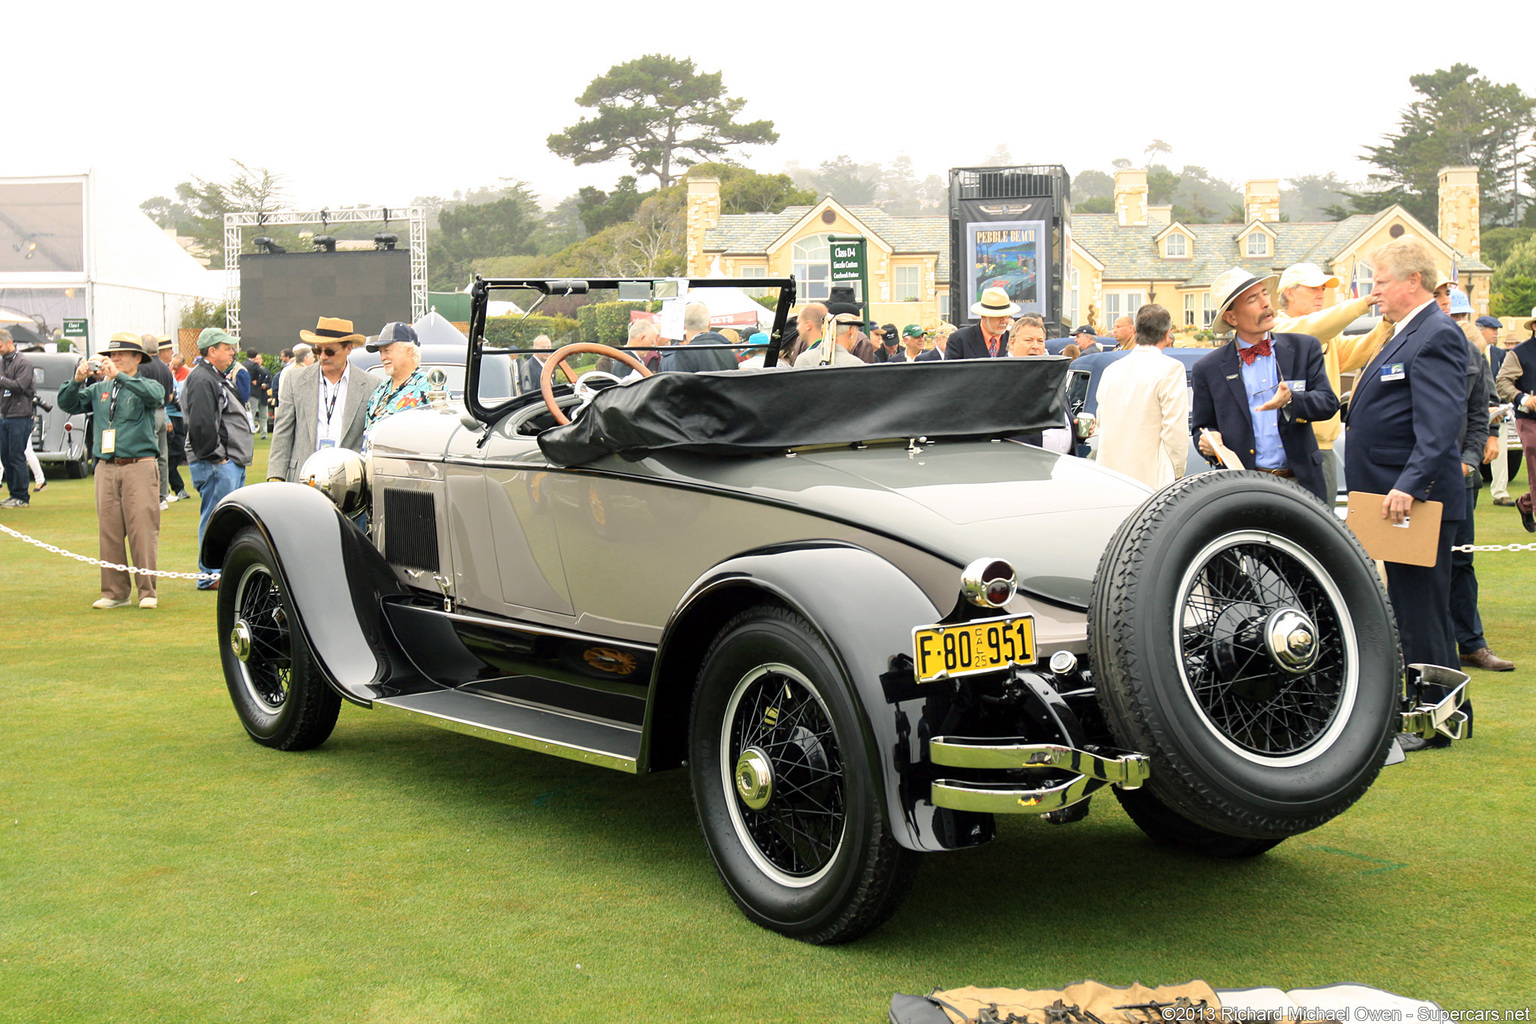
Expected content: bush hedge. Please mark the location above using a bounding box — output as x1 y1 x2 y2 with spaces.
576 301 655 345
481 314 580 349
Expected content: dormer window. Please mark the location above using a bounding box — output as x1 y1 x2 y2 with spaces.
1245 232 1269 258
1165 233 1187 258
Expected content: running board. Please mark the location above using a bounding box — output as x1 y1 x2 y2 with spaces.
372 689 641 773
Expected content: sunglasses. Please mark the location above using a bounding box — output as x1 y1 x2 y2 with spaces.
314 345 348 357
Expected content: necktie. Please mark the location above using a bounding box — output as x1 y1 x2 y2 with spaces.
987 337 999 357
1238 337 1272 365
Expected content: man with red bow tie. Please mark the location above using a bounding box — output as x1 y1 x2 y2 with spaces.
1189 267 1339 502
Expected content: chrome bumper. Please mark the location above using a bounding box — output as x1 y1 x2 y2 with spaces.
1399 663 1470 741
929 739 1150 815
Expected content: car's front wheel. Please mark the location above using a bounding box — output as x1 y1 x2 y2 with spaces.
689 606 917 944
217 526 340 751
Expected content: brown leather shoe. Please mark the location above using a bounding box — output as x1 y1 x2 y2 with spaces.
1459 647 1515 672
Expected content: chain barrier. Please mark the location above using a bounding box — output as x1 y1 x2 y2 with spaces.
0 522 219 582
1450 542 1536 552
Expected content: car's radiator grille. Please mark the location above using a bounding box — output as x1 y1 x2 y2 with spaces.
383 488 439 572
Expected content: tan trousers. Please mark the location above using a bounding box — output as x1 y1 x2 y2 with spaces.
96 459 161 601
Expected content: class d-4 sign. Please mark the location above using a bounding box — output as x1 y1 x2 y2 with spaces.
830 242 863 282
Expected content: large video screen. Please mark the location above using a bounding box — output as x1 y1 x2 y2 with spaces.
238 251 410 354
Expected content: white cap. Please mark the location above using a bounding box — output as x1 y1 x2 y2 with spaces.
1278 263 1339 292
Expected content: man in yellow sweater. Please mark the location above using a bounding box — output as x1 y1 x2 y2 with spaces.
1272 263 1389 500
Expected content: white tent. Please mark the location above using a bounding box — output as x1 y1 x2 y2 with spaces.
658 284 772 339
0 171 222 353
411 309 469 346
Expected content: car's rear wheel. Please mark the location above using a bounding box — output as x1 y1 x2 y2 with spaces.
689 606 917 944
217 526 340 750
1089 472 1400 851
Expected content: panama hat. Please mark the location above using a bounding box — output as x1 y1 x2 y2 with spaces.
102 332 152 363
1525 306 1536 332
969 286 1021 318
299 316 365 345
1209 267 1279 327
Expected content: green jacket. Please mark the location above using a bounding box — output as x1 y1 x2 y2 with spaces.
57 371 165 460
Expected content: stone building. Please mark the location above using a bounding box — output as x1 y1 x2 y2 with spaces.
1068 167 1492 331
682 167 1493 334
685 177 952 328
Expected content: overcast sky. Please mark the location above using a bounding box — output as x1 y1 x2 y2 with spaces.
9 0 1530 214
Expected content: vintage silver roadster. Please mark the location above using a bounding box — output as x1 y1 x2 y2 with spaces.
202 277 1466 944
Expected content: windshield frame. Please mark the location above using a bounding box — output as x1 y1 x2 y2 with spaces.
463 277 797 425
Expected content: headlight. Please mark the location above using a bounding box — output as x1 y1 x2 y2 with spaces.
298 447 369 516
960 557 1017 609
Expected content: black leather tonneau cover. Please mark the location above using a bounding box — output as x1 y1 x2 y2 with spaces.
537 357 1069 465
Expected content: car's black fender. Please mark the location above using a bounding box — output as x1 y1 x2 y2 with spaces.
202 482 423 705
648 541 982 853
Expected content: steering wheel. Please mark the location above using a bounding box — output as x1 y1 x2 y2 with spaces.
541 342 653 425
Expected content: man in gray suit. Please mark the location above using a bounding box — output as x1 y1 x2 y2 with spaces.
267 316 382 482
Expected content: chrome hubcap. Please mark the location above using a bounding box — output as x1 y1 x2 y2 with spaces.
230 619 253 663
1265 608 1319 674
734 747 773 810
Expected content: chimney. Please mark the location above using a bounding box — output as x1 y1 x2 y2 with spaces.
1243 179 1280 224
1113 168 1148 228
1437 166 1480 260
685 176 722 276
1146 204 1173 228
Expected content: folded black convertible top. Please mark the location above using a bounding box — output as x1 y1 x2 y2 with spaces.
537 358 1069 466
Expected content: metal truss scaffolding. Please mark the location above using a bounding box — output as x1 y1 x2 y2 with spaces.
222 206 427 337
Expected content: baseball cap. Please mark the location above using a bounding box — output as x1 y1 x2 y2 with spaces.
196 327 236 352
366 322 419 352
1071 325 1095 336
902 324 924 338
1278 263 1340 292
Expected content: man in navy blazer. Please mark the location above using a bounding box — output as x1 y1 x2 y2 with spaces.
948 286 1018 359
1189 268 1339 502
1345 241 1470 746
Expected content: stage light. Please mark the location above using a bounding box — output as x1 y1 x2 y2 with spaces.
253 237 287 255
374 233 398 251
313 235 337 253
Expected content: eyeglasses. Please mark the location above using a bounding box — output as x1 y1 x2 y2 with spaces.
314 345 347 357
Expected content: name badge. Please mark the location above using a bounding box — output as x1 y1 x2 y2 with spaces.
1379 363 1405 382
317 438 337 449
101 428 116 455
1285 379 1306 392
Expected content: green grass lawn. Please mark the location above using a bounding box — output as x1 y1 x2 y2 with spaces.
2 444 1533 1021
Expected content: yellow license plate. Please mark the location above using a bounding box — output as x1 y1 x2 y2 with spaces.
912 615 1036 683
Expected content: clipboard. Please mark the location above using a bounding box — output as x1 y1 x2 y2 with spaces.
1344 491 1443 566
1198 429 1246 471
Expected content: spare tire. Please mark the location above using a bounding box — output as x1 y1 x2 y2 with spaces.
1088 471 1400 849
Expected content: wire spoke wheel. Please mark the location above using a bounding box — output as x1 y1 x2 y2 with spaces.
233 563 294 712
1174 531 1355 764
217 526 340 751
689 605 917 944
721 664 846 885
1090 473 1399 847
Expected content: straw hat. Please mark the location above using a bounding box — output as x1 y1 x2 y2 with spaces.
102 332 152 363
299 316 365 345
970 286 1021 318
1209 267 1279 327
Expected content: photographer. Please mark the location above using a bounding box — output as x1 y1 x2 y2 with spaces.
0 328 37 509
57 334 166 609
